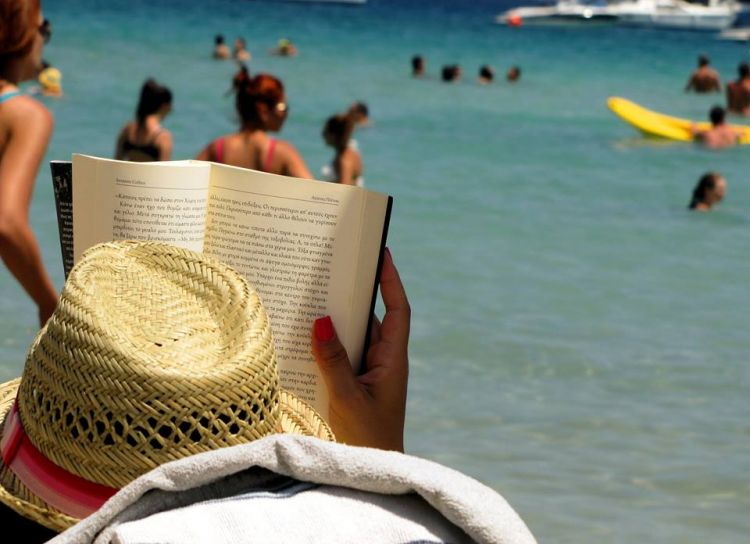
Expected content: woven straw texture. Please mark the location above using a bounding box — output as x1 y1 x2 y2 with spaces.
0 378 78 531
0 241 333 532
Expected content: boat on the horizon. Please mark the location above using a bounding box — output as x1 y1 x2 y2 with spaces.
276 0 366 4
497 0 742 31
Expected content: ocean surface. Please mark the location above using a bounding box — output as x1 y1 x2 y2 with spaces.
2 0 749 541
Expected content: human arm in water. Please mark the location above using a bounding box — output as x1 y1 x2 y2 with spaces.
311 248 409 451
0 98 58 325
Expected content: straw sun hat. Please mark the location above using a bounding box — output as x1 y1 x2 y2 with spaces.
0 241 333 532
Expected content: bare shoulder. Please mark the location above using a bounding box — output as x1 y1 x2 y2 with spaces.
1 97 53 147
6 95 53 127
274 138 302 157
155 126 173 141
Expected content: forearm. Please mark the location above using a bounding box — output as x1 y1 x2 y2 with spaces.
0 218 58 309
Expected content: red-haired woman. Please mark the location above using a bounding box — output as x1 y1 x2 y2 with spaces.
0 0 58 326
196 73 312 178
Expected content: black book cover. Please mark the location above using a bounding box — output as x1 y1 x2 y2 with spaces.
50 161 73 279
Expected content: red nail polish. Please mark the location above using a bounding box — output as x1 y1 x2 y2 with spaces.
314 316 334 342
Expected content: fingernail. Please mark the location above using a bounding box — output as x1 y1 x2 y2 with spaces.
384 246 392 261
314 316 335 342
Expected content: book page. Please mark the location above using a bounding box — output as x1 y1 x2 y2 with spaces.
204 163 390 417
72 156 211 263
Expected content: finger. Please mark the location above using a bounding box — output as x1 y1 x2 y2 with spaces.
369 315 382 345
311 316 359 399
379 248 410 348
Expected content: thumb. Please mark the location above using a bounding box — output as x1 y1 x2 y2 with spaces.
311 316 358 399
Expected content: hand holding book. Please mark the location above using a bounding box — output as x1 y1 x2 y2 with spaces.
312 248 409 452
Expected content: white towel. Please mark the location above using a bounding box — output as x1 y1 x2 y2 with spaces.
50 435 536 544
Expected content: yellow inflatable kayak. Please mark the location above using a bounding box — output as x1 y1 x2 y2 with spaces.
607 96 750 144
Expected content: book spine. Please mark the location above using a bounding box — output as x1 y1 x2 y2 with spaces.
50 161 74 279
359 195 393 374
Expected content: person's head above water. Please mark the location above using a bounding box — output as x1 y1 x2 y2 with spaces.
136 78 172 126
236 73 288 132
738 62 749 79
479 65 494 83
441 64 461 82
709 105 726 126
348 101 369 126
411 55 425 76
507 65 521 82
689 172 726 211
215 34 225 46
698 54 710 67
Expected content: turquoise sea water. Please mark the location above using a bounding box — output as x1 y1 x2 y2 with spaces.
1 0 749 541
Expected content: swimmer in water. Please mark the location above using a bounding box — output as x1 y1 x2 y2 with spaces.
272 38 297 57
213 34 230 59
690 106 741 149
688 172 726 211
685 55 721 93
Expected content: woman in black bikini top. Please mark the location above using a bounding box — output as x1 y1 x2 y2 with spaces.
115 79 173 162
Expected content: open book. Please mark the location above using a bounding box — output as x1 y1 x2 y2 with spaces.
50 155 392 420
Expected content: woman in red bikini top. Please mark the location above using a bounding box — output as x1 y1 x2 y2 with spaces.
196 73 312 178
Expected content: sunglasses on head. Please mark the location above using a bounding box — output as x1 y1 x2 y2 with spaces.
39 19 51 44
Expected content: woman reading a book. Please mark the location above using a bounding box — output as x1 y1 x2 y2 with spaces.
115 78 173 162
0 0 59 326
196 73 312 178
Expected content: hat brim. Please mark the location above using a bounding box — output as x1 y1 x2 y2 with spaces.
0 378 334 532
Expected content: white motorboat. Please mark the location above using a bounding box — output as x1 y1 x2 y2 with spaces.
615 0 740 31
497 0 741 30
497 1 619 26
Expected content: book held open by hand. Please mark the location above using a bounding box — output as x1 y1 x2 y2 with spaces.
51 155 392 420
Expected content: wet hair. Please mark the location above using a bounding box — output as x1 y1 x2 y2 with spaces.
135 79 173 128
479 65 494 82
709 105 725 125
0 0 41 70
412 55 424 72
698 55 709 67
739 62 749 78
689 172 722 209
235 37 246 49
441 65 460 82
350 101 368 118
236 73 285 128
215 34 225 45
322 113 355 150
